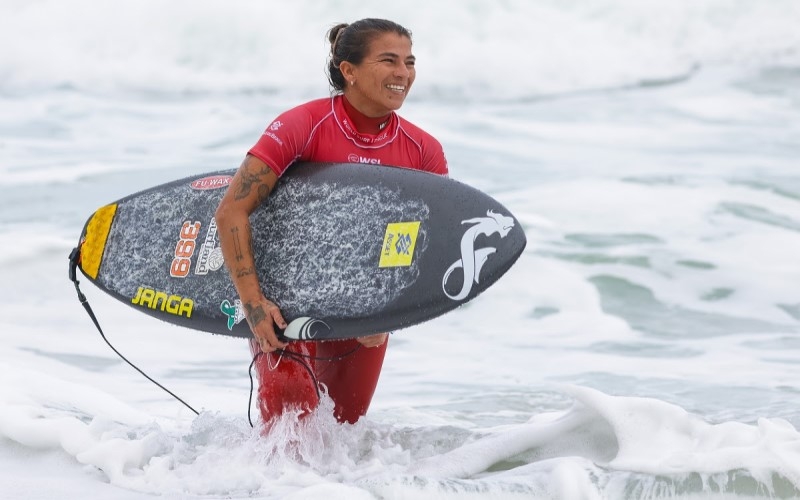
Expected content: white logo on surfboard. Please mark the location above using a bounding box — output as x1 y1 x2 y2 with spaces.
283 317 332 340
195 218 224 275
442 210 515 301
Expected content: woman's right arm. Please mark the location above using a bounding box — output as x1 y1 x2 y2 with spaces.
215 154 288 352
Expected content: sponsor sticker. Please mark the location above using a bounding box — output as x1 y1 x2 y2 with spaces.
132 286 194 318
195 218 224 275
378 221 421 268
170 221 201 278
190 175 232 191
221 298 246 330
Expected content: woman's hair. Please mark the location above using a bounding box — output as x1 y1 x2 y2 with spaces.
327 18 413 92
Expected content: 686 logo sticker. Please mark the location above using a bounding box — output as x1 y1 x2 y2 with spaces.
170 221 201 278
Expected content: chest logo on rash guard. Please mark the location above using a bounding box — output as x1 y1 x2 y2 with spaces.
348 153 381 165
442 210 515 301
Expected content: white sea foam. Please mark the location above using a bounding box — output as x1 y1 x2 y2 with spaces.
2 369 799 498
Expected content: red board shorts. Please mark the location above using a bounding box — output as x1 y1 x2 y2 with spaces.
249 337 388 424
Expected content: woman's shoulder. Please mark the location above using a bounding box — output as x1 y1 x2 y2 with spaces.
284 96 336 114
274 96 337 126
396 114 442 147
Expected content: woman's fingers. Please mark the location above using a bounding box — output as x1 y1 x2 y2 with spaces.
356 332 388 348
247 298 289 352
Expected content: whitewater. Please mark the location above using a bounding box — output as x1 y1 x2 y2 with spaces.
1 1 799 498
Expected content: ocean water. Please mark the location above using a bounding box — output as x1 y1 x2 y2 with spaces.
1 1 800 498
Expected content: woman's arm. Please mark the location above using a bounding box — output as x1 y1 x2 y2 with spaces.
215 154 288 352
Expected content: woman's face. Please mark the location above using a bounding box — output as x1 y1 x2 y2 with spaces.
342 32 416 117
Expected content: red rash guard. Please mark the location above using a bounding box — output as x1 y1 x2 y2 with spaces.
248 95 448 177
247 95 447 425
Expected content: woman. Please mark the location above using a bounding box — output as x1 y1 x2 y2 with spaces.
215 18 448 424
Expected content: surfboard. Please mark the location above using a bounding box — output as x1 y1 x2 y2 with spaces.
73 162 526 341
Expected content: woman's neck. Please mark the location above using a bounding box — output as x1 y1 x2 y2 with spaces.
342 95 391 135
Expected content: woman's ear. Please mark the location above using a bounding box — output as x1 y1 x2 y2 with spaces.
339 61 356 85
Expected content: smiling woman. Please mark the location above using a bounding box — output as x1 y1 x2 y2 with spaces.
213 18 448 426
329 20 416 117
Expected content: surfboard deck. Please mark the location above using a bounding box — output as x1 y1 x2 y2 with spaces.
74 162 526 340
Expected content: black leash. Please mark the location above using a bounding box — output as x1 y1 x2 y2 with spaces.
68 247 200 416
70 246 364 428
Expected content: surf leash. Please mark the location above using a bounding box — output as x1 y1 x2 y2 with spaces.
69 246 367 427
68 247 200 417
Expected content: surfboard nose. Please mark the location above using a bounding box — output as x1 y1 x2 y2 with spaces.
78 203 118 279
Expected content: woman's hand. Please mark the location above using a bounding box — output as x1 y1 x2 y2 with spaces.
245 296 289 353
356 332 389 348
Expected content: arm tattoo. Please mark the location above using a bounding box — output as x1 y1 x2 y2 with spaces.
234 158 274 201
232 227 244 262
234 168 261 200
236 266 255 278
245 303 267 328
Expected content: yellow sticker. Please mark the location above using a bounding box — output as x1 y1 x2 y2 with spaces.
378 221 421 268
80 204 117 279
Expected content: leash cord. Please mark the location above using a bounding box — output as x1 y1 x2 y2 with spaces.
69 248 200 416
70 247 366 428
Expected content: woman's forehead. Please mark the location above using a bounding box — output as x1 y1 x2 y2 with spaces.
364 32 413 57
